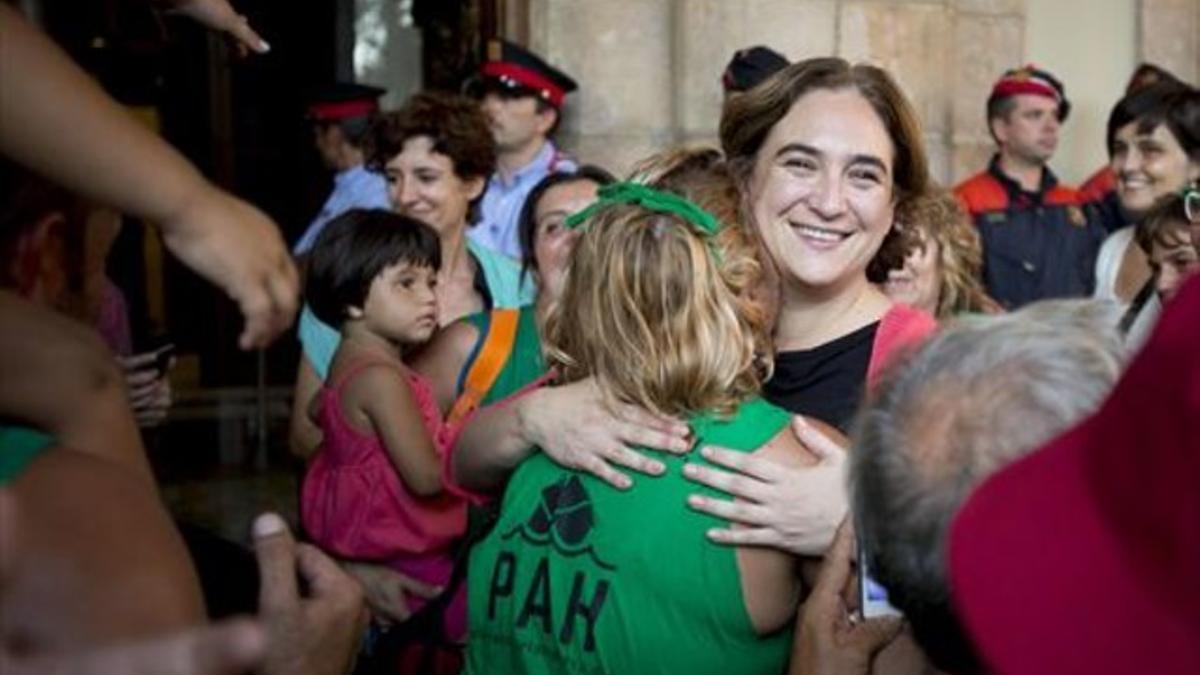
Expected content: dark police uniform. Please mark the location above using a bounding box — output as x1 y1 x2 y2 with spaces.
955 156 1106 309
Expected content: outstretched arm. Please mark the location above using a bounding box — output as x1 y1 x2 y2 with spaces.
154 0 271 56
0 5 297 349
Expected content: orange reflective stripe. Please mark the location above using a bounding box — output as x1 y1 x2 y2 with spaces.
955 173 1009 214
446 308 520 426
1045 185 1083 207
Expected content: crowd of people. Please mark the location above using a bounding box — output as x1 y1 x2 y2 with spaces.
1 1 1198 674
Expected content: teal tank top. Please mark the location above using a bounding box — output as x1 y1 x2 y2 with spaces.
465 397 794 674
0 425 53 485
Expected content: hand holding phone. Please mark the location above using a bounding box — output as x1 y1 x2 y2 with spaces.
123 341 176 378
857 531 903 619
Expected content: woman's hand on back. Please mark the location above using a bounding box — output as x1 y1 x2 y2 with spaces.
517 378 692 490
683 415 849 556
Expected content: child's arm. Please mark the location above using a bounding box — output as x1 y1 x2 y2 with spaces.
289 356 324 460
349 367 444 497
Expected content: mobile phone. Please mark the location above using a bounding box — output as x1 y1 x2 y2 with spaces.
149 342 176 376
134 340 175 377
858 533 903 619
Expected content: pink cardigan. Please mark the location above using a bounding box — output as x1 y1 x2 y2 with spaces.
866 303 938 393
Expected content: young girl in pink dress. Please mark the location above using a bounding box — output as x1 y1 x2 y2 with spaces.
300 208 467 641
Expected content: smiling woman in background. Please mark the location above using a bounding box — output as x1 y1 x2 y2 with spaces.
1092 82 1198 347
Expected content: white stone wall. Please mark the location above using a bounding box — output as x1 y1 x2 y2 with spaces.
518 0 1193 184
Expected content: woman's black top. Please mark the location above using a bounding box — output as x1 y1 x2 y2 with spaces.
763 321 879 433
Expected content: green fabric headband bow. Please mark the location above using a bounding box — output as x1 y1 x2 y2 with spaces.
564 182 723 236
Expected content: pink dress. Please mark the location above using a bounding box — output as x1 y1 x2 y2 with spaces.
301 358 468 640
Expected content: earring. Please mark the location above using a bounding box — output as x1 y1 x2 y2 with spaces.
1184 183 1199 224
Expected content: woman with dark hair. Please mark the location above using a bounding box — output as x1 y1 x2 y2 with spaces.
716 56 937 432
1093 83 1198 347
449 59 938 557
517 165 616 291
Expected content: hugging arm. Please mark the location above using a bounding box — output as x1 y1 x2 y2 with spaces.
451 377 692 493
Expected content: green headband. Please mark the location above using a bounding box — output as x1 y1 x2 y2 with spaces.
564 182 723 236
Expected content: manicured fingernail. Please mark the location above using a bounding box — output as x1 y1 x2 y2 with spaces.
687 495 703 507
252 512 286 539
700 446 714 459
619 477 632 489
649 462 665 474
682 463 698 477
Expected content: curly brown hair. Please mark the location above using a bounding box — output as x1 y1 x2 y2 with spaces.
900 189 1001 317
363 91 496 181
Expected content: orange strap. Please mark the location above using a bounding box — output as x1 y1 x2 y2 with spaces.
446 308 520 426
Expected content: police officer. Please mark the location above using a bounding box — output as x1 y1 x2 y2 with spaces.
293 82 391 255
469 39 577 260
955 65 1106 308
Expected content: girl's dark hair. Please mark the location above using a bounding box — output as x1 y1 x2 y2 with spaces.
517 165 616 284
1106 81 1197 158
1135 191 1192 254
305 209 441 328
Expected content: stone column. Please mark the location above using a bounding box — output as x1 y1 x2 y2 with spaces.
838 0 957 183
516 0 1038 182
526 0 676 176
1138 0 1200 85
673 0 838 149
947 0 1025 184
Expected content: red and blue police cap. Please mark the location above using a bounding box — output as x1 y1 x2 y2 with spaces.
476 38 577 108
988 64 1071 121
722 45 789 93
306 82 386 123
